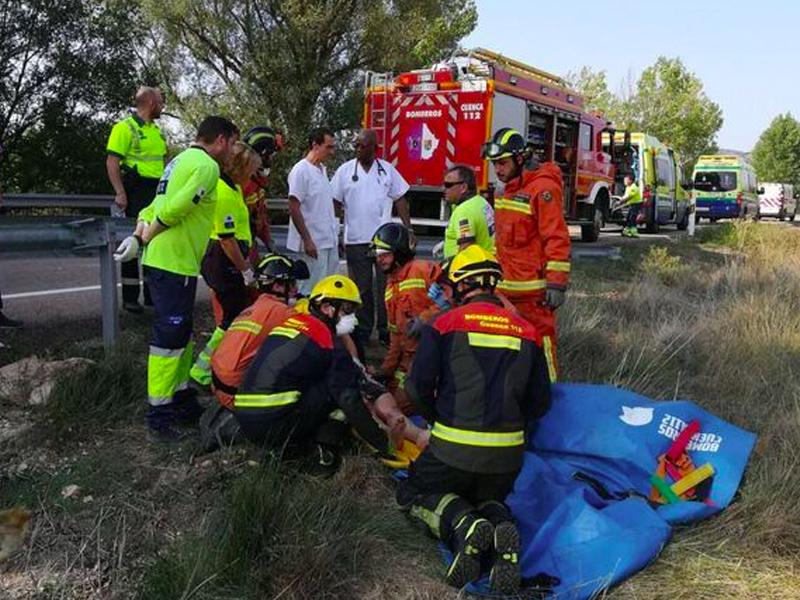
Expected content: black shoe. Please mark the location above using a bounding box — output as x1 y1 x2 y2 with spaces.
0 312 23 329
123 301 144 315
446 517 493 588
147 423 193 443
489 521 521 595
172 388 205 426
302 443 341 478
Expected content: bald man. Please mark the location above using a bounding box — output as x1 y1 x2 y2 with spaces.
106 86 168 313
331 129 412 353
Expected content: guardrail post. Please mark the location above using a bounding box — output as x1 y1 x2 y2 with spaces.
98 220 119 348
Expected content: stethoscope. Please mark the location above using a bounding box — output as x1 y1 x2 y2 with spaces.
352 159 387 182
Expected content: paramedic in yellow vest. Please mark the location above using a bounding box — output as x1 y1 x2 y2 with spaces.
114 116 239 442
621 174 643 238
441 164 495 259
106 86 167 314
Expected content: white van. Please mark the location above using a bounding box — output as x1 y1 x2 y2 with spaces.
758 183 796 221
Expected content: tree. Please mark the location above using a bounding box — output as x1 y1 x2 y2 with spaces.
0 0 147 193
565 66 617 117
137 0 478 144
567 58 723 170
626 57 723 169
750 113 800 187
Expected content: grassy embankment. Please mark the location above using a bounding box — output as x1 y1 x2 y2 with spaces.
1 221 798 599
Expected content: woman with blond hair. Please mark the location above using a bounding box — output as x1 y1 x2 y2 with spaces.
190 141 262 387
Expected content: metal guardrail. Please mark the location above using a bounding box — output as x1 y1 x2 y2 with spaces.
2 193 290 211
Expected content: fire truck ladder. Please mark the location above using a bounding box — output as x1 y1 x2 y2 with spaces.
364 71 394 155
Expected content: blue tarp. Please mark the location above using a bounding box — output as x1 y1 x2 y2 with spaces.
458 383 758 599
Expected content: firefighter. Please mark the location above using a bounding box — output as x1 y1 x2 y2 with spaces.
397 245 551 593
620 174 642 238
106 86 167 314
199 254 309 451
234 275 392 475
482 127 570 382
241 126 284 262
190 141 263 387
114 116 240 441
368 222 439 415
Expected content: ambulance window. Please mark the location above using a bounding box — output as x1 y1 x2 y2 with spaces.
579 123 592 150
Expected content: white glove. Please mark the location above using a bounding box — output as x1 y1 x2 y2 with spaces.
432 240 445 258
242 268 255 286
113 236 140 262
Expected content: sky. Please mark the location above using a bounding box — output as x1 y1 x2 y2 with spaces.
462 0 800 152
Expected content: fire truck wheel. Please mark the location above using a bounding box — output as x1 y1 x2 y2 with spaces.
581 206 604 243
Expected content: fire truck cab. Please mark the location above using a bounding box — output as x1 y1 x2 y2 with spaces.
363 48 621 242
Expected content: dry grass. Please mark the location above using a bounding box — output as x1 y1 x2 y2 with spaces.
561 222 800 599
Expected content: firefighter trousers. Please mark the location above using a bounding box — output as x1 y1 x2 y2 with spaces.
235 380 344 454
397 450 518 544
121 175 158 305
145 267 197 415
507 296 558 382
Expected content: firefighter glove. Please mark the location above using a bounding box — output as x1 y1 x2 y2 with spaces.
113 235 140 262
432 240 445 258
405 316 425 339
545 286 566 309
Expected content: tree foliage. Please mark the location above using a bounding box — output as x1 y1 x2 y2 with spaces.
568 58 723 169
138 0 478 144
0 0 147 193
750 113 800 187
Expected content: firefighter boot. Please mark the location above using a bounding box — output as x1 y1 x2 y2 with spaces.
199 404 241 452
478 500 521 595
446 514 494 588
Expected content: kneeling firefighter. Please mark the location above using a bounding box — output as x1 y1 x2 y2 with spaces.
199 254 309 451
234 275 392 474
369 222 440 414
397 245 552 594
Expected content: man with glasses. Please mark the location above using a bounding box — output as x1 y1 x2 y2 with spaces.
331 129 412 349
440 164 495 259
287 127 340 296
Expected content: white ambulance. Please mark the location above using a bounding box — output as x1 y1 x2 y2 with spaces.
758 183 796 221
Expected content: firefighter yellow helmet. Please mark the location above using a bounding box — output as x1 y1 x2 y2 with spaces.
309 275 362 306
481 127 531 161
448 245 503 284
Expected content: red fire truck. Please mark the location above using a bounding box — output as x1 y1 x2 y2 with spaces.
363 48 622 241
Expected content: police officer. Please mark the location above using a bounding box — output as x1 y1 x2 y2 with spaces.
482 128 571 382
114 116 239 441
397 245 551 594
235 275 392 475
369 222 439 414
106 86 167 313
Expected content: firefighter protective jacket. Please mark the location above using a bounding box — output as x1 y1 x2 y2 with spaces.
236 312 361 416
210 293 294 408
381 258 440 374
494 163 571 297
406 295 551 474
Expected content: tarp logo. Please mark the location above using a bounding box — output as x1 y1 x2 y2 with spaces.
619 406 654 426
658 414 723 452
